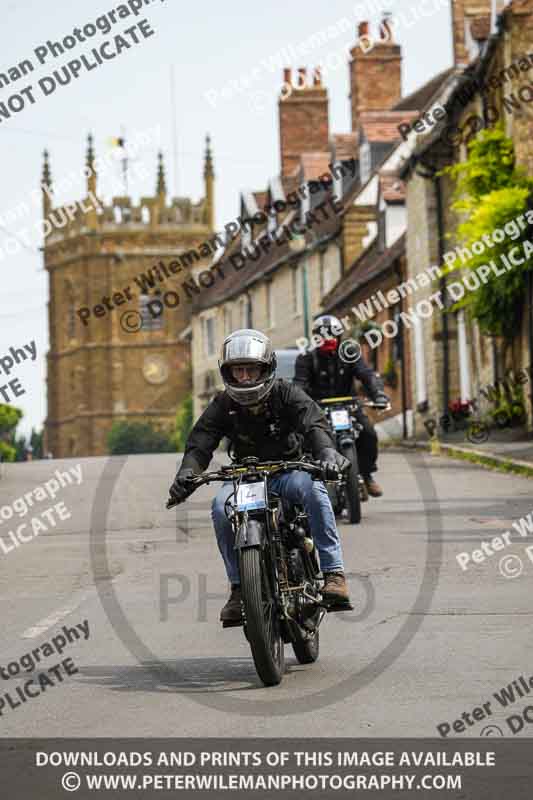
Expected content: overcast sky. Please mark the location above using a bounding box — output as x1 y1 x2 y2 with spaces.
0 0 452 437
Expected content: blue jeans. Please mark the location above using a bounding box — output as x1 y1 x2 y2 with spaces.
211 471 345 585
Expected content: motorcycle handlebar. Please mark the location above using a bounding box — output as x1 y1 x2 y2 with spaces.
319 396 391 412
166 459 333 509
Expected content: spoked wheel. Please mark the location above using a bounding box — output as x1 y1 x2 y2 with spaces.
345 444 362 524
239 547 284 686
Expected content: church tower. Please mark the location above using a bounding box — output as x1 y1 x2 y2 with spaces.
44 134 214 457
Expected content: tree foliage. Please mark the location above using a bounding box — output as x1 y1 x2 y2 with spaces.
0 404 23 462
107 420 176 455
441 126 533 339
0 404 22 436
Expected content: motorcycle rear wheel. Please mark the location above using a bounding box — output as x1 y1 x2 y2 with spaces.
239 546 285 686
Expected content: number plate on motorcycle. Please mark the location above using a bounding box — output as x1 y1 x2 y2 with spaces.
236 482 266 511
330 409 351 430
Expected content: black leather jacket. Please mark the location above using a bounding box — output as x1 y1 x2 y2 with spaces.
294 350 384 402
180 378 335 475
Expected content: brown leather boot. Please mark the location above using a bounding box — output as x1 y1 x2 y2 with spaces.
220 585 243 626
321 572 351 608
364 476 383 497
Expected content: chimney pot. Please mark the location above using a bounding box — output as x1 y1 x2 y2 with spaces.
358 21 369 38
298 67 307 88
380 14 393 42
283 67 291 85
313 67 322 86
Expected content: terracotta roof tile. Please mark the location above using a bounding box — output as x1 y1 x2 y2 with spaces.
392 67 455 111
359 112 420 143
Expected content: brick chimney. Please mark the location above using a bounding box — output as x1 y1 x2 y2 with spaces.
452 1 500 66
349 17 402 133
279 67 329 177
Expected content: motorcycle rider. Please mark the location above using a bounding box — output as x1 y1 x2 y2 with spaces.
169 329 352 626
294 315 390 497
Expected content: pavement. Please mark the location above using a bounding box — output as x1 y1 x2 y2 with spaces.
404 426 533 472
0 450 532 738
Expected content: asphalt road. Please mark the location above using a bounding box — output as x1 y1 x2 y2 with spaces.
1 449 532 738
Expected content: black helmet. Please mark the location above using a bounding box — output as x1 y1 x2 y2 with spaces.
219 329 277 406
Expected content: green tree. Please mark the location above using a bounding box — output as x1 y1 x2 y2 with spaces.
441 127 533 343
0 404 23 463
174 393 193 451
107 420 176 455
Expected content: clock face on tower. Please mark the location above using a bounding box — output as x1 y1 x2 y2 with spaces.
143 355 169 385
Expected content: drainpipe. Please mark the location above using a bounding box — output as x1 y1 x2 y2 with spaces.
302 260 311 340
395 260 408 439
435 174 450 416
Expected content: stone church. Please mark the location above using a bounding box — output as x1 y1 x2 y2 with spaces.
43 134 214 457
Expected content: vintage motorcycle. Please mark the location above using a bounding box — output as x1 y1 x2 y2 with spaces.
167 456 350 687
319 396 389 525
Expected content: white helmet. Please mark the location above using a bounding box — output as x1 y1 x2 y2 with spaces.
219 329 277 406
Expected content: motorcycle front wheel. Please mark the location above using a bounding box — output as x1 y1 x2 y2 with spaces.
239 546 285 686
344 443 362 524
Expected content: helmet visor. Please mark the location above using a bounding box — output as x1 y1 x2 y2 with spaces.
221 332 270 364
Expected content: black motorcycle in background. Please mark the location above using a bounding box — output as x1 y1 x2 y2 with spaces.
167 457 350 687
319 396 390 525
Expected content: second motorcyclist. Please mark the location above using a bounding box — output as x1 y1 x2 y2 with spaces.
294 315 390 497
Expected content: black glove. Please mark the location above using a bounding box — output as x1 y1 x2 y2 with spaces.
372 391 390 408
169 468 196 504
319 447 350 480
